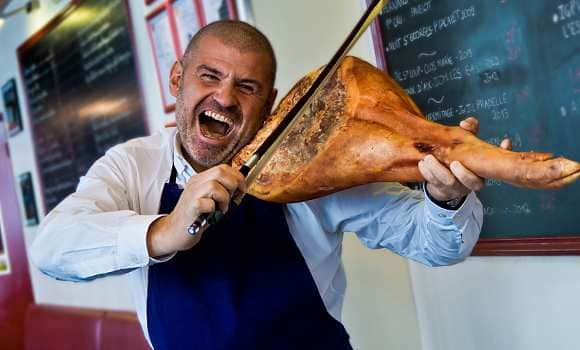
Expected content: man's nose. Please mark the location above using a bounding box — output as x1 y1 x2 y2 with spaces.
213 82 237 108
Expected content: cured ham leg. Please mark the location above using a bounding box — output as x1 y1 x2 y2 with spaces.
232 56 580 203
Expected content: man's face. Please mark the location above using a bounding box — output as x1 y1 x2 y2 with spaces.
170 34 276 171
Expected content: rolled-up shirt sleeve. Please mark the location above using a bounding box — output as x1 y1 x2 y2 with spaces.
307 182 483 267
31 145 164 282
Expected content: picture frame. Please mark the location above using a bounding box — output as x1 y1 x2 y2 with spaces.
146 3 181 113
1 79 23 137
146 0 241 114
18 172 39 227
0 205 11 276
199 0 237 25
171 0 203 55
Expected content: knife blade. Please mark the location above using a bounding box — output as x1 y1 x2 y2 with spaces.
187 0 389 235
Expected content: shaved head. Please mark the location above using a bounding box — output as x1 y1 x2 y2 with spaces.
183 20 277 87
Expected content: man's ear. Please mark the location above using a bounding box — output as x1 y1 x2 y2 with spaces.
169 60 183 97
265 88 278 115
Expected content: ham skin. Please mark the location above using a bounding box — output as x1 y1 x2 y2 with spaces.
232 56 580 203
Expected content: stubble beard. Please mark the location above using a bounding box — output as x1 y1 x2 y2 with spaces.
175 98 239 170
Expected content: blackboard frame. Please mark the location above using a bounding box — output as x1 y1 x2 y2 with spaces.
367 1 580 256
16 0 150 215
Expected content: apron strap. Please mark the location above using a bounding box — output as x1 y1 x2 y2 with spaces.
169 164 177 184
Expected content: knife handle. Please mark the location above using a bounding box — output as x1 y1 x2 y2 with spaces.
186 164 251 236
187 210 224 235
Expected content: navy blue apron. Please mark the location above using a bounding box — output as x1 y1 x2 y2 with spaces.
147 166 353 350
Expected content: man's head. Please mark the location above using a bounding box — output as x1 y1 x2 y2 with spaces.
169 20 277 172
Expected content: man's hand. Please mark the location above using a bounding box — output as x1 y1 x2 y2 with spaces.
418 117 511 202
147 164 246 258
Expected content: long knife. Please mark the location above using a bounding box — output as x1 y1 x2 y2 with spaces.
188 0 388 235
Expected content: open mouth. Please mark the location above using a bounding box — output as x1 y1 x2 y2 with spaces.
198 110 234 139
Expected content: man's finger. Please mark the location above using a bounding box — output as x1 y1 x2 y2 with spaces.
449 161 484 192
192 165 246 194
192 197 216 216
213 164 247 192
459 117 480 134
199 181 231 213
423 155 457 188
418 159 443 187
500 138 512 151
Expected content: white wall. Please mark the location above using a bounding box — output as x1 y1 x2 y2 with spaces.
343 235 422 350
1 0 423 348
410 257 580 350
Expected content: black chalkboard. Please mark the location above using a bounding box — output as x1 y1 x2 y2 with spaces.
18 0 147 212
373 0 580 239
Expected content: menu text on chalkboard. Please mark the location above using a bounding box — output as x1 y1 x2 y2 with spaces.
18 0 147 212
376 0 580 237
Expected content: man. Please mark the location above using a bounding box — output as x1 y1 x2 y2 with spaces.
32 21 503 349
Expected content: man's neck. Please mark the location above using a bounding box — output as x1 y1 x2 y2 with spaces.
180 144 208 173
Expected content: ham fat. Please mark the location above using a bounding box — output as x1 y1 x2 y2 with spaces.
232 56 580 203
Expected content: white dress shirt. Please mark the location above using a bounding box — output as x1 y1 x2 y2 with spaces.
32 128 483 344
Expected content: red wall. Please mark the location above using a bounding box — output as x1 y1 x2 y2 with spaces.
0 121 34 349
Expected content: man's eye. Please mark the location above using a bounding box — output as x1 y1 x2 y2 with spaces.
201 74 219 81
238 84 256 94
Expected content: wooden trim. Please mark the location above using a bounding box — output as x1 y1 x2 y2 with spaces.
17 1 81 54
197 0 238 26
473 236 580 256
196 0 206 25
192 0 205 27
146 0 169 19
146 2 179 113
125 0 153 135
226 0 238 20
166 0 184 57
366 0 387 72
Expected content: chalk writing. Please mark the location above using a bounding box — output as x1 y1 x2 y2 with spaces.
18 0 146 212
385 6 477 52
378 0 580 236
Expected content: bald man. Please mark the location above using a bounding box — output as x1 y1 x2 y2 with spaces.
33 21 488 350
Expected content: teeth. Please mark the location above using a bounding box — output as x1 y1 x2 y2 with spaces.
204 111 232 126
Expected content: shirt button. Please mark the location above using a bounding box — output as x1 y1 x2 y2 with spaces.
438 213 447 218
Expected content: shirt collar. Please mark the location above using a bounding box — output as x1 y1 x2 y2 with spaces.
173 132 197 184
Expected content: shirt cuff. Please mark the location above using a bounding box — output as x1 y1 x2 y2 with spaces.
423 188 479 230
149 252 177 265
117 214 165 270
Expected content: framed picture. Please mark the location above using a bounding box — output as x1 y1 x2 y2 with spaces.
146 0 242 113
0 112 4 139
172 0 203 55
147 3 180 113
19 172 39 226
0 207 11 276
1 79 23 136
199 0 237 24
